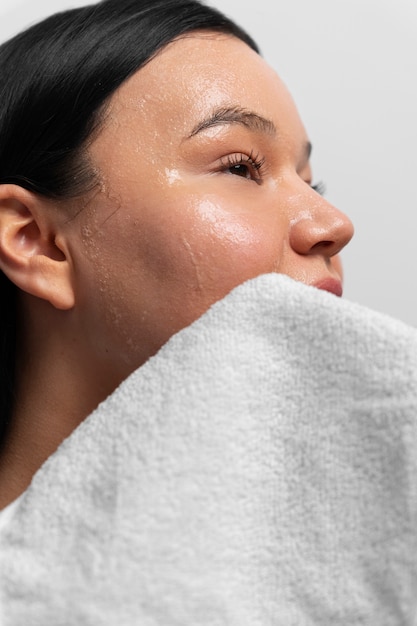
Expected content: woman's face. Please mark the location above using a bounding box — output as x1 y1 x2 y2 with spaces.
67 33 353 376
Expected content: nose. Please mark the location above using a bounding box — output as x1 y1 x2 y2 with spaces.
289 192 354 259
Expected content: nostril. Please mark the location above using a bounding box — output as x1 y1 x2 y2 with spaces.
289 208 353 257
313 240 334 248
311 240 333 251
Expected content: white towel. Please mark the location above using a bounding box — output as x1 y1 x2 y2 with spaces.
1 273 416 625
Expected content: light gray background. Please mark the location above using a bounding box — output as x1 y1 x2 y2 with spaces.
1 0 416 325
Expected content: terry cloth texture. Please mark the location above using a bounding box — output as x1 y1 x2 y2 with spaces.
0 274 417 625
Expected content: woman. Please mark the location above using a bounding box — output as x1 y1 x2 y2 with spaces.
0 0 353 509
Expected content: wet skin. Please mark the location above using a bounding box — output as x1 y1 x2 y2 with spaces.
64 33 353 382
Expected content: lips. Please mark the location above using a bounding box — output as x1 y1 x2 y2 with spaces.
313 277 343 297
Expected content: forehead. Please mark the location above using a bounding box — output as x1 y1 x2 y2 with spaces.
105 33 306 141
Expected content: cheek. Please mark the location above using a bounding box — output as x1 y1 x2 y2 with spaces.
89 192 282 311
82 188 285 301
74 191 285 372
159 195 284 296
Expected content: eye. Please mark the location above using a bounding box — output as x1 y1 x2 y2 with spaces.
311 181 326 196
220 150 266 184
229 162 252 179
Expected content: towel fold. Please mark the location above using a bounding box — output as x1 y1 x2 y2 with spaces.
1 274 417 625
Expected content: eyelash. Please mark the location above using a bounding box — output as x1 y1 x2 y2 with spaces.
220 150 266 184
311 181 326 196
219 150 326 195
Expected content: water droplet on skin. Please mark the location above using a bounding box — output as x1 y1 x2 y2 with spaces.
165 168 181 185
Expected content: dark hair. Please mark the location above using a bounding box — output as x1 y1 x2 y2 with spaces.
0 0 258 443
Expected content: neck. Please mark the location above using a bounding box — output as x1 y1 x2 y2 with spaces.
0 354 102 510
0 300 125 510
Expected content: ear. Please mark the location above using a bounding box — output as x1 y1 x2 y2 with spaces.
0 185 75 310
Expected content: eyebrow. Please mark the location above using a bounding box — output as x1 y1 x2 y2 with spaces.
187 105 277 139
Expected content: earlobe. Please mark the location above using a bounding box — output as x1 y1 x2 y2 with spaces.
0 185 75 310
